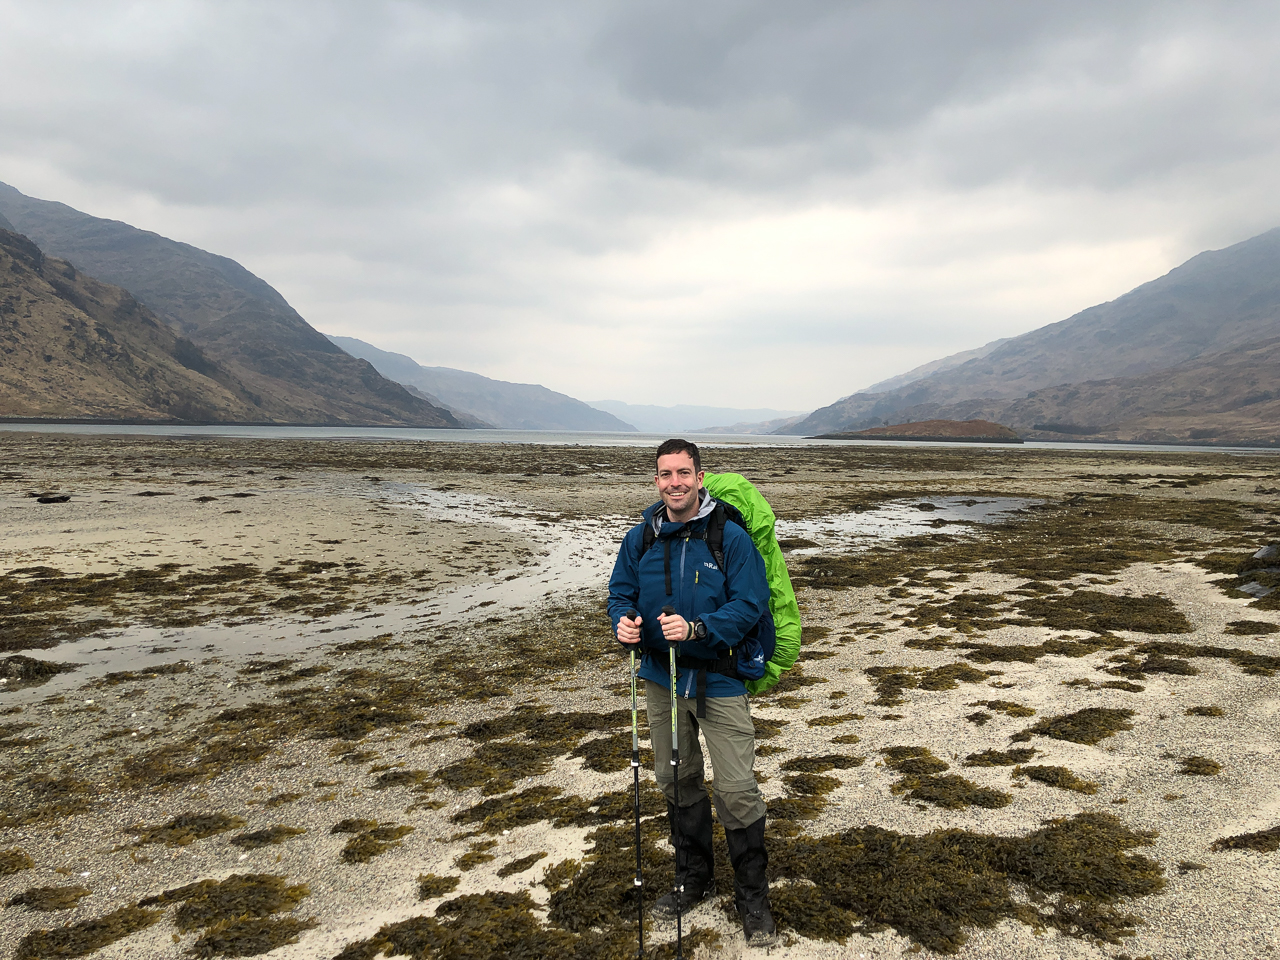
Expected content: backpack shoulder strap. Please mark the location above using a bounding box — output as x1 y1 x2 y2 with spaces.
640 520 655 557
706 503 727 572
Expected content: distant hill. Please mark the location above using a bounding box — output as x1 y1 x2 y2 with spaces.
329 336 635 432
0 210 14 232
694 414 809 435
0 229 261 421
587 400 806 435
0 183 457 427
789 227 1280 441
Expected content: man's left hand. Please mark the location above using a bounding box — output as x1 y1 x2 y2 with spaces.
657 611 690 642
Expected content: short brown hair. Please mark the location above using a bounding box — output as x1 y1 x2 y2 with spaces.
656 438 701 473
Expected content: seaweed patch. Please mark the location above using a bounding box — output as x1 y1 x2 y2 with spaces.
126 811 247 847
1011 708 1136 745
416 873 461 899
230 825 307 849
963 748 1038 767
1211 825 1280 853
1178 756 1222 776
456 839 499 871
1185 705 1225 717
497 851 548 877
866 662 995 705
767 811 1163 953
1014 765 1100 794
881 746 1012 809
1 846 35 875
14 905 161 959
6 884 91 910
340 824 415 864
188 916 319 958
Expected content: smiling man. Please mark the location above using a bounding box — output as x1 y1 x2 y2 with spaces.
608 438 776 946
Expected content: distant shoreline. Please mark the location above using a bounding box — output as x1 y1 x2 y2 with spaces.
2 420 1279 453
812 433 1024 444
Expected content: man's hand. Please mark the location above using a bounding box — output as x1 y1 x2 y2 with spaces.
617 612 642 645
658 610 690 643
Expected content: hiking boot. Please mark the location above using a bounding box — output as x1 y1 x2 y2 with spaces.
725 815 778 947
739 902 778 946
653 796 715 919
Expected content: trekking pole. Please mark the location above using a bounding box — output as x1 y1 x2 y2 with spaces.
625 609 645 959
663 604 684 960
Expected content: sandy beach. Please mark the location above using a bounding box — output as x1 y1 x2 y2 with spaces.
2 433 1279 960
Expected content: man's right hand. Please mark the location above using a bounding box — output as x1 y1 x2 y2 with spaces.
617 613 642 645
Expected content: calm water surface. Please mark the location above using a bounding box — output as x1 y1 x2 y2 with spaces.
0 422 1275 455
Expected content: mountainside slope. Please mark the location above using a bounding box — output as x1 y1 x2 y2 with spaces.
329 335 635 431
0 183 457 427
791 228 1280 435
862 338 1011 394
0 230 262 421
891 335 1280 444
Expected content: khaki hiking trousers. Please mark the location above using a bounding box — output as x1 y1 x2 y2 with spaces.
645 683 766 830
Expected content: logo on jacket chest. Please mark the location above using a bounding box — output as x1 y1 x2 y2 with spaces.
703 562 717 570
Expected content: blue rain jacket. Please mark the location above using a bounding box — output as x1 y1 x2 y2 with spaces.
608 493 771 698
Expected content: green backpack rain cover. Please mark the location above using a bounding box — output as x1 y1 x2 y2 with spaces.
702 472 801 694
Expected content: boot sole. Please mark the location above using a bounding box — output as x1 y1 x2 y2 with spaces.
745 930 779 947
651 890 715 919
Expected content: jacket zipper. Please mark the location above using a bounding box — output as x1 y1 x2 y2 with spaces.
678 534 691 698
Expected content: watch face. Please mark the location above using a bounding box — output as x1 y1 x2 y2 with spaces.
695 620 707 639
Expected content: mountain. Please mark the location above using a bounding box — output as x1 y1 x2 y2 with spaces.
886 336 1280 444
694 414 809 435
790 227 1280 438
328 335 635 432
586 400 807 435
0 183 457 427
0 229 262 421
0 210 14 233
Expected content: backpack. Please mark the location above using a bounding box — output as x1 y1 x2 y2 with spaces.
640 473 802 710
639 499 777 688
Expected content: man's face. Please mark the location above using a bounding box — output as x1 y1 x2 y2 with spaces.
655 451 704 520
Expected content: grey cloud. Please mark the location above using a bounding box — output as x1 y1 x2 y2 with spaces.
2 0 1280 407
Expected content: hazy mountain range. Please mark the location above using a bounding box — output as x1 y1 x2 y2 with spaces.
0 182 456 426
3 179 1277 443
328 336 634 432
585 400 806 435
786 227 1280 443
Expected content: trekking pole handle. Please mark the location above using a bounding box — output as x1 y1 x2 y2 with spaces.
662 605 675 616
626 611 640 757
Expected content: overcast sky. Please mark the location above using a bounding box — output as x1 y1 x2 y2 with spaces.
3 1 1280 410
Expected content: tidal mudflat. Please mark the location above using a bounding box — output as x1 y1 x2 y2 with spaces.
2 434 1279 959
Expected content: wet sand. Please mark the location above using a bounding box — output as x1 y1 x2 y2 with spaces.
2 434 1279 959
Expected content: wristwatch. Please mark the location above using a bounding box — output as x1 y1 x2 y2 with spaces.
691 618 708 640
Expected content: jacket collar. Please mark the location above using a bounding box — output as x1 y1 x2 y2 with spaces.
643 489 715 536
